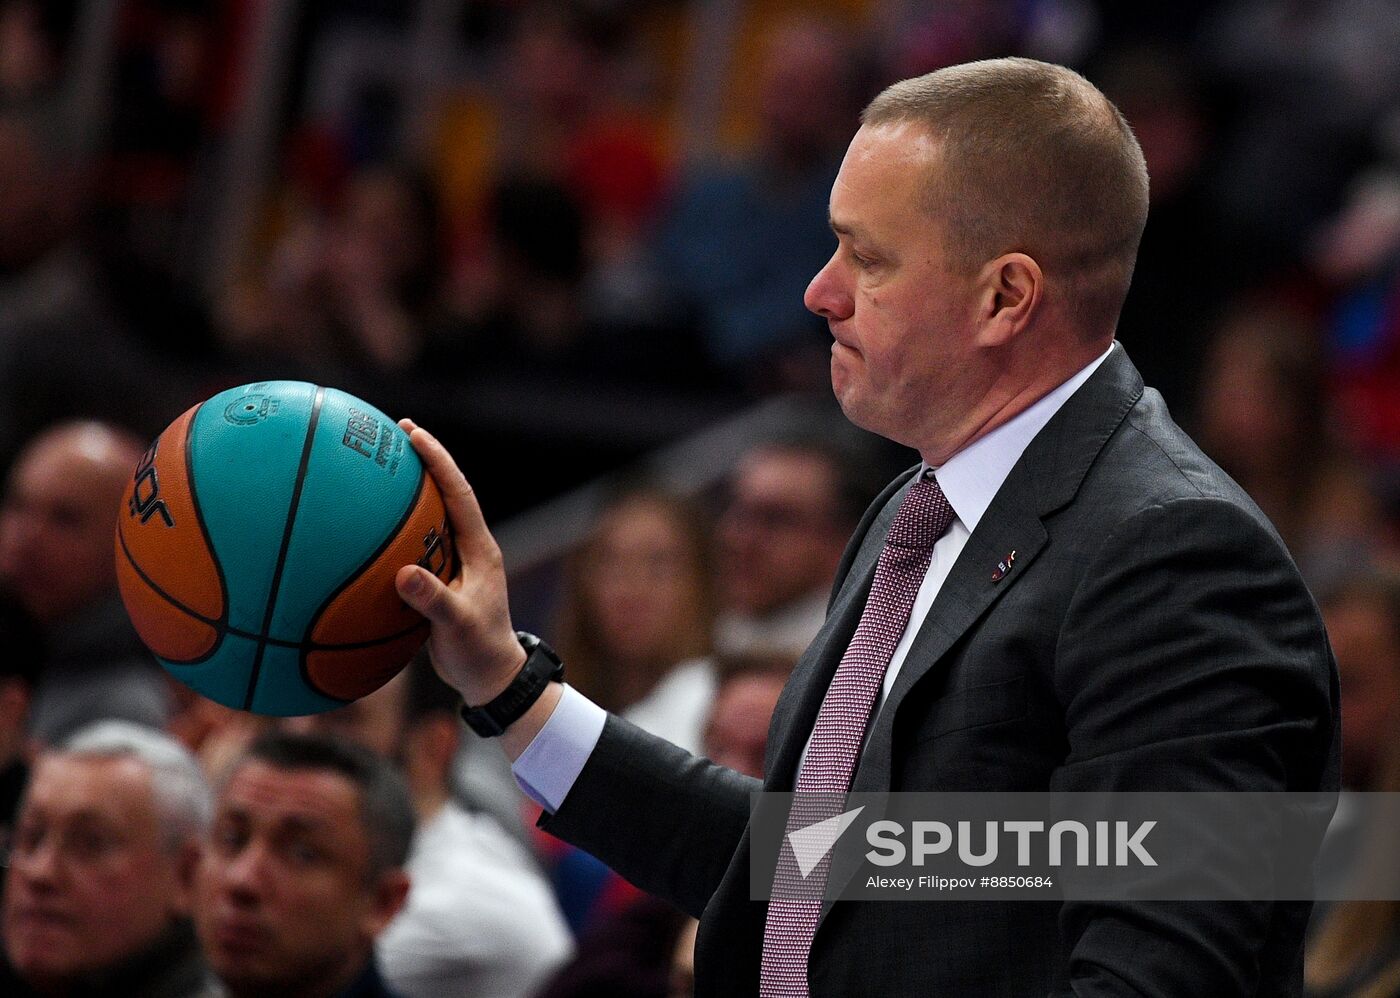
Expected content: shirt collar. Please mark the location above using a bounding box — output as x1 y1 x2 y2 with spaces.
928 342 1115 532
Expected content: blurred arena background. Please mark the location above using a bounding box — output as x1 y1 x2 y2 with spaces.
0 0 1397 578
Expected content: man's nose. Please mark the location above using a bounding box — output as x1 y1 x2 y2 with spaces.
804 251 853 321
12 837 64 891
219 844 271 903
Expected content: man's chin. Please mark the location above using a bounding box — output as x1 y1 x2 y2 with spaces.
831 382 872 432
210 963 281 998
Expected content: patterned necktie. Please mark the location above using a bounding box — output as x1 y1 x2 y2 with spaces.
760 471 954 997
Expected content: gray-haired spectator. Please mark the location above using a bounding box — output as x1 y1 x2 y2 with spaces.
1 720 217 997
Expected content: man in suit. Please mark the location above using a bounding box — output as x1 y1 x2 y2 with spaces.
395 58 1339 995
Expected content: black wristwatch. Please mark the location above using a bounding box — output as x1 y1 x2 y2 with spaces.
459 632 565 737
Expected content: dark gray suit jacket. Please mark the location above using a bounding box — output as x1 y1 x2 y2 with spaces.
544 345 1340 996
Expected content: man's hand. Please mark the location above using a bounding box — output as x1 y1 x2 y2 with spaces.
393 419 528 707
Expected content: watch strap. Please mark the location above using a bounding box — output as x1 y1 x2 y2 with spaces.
460 632 564 737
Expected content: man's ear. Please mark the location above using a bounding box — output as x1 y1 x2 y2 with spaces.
363 868 411 939
976 252 1042 347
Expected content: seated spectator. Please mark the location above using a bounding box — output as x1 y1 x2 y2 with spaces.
164 685 271 783
284 659 573 998
219 162 445 387
1323 570 1400 793
0 115 209 447
700 652 792 780
1 721 215 997
194 731 412 998
713 435 878 658
0 422 170 743
1312 168 1400 478
1193 301 1385 577
0 2 68 116
555 484 717 752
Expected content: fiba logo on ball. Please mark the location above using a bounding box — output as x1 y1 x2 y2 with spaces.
115 381 454 716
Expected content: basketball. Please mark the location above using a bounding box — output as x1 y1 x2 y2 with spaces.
114 381 454 715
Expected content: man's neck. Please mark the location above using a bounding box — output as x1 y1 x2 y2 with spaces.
919 341 1112 467
229 950 376 998
414 785 448 824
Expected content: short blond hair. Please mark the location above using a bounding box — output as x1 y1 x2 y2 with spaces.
862 58 1149 333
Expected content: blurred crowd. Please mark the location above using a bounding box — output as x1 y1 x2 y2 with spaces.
0 0 1398 996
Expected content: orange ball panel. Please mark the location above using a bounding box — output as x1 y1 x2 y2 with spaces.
115 553 220 661
303 626 429 701
308 475 453 647
116 405 226 623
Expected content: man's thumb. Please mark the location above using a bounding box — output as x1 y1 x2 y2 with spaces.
396 565 443 617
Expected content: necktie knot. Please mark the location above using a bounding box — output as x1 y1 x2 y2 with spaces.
885 472 954 550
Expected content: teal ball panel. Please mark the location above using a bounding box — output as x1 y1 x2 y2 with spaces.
268 387 423 644
189 382 315 635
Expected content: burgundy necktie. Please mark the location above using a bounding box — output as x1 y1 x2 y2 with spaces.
760 470 954 997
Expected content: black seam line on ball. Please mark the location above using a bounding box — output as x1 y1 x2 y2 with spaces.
117 529 429 662
116 521 223 666
299 463 426 698
243 385 325 710
183 401 231 636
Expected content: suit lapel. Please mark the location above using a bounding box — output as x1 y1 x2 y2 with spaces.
851 501 1048 794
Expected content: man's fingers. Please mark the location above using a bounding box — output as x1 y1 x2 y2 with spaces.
403 425 493 564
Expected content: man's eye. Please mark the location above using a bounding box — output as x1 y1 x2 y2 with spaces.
212 823 246 853
10 822 42 856
68 828 119 861
286 840 321 865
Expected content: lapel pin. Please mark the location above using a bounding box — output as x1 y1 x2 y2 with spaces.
991 550 1017 582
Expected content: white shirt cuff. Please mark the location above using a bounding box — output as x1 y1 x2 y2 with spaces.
510 683 607 813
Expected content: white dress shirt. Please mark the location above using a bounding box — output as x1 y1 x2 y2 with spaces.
621 656 718 755
513 344 1115 812
377 801 574 998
